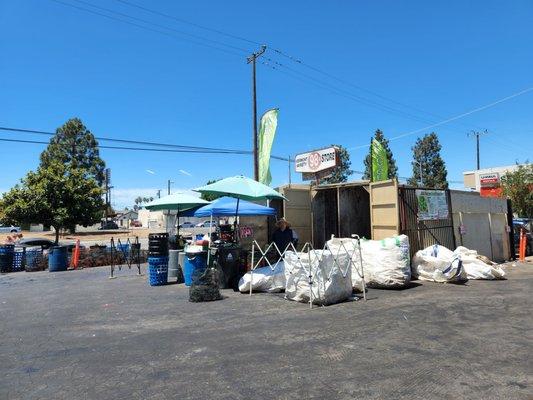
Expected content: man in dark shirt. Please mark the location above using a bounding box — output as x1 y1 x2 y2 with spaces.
271 218 295 252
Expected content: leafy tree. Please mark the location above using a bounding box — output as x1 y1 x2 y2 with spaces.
362 129 398 180
408 132 448 189
501 163 533 218
2 162 103 244
40 118 106 185
320 145 353 184
200 179 222 201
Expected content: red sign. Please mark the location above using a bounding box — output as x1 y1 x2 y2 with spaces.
479 173 500 188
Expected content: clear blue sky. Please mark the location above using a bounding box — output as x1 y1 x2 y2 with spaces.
1 0 532 208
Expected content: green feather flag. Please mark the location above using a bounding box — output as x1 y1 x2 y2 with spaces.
258 109 278 185
371 138 388 182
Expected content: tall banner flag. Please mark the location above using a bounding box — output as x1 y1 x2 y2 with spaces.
258 108 279 185
371 138 388 182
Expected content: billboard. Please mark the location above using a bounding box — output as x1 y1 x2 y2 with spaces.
295 147 338 174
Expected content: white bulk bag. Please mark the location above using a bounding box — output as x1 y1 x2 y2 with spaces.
412 244 467 283
284 250 352 306
238 262 286 293
453 246 506 280
328 235 411 289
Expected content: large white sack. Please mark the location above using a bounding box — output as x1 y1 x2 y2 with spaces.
412 244 467 283
238 262 286 293
284 250 352 306
454 246 506 280
328 235 411 289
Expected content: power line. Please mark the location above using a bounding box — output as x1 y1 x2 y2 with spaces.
49 0 246 58
347 86 533 150
0 126 248 154
114 0 261 46
0 137 250 154
0 128 292 161
70 0 250 54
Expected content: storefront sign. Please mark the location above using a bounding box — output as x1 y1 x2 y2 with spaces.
416 189 449 220
295 147 338 174
479 172 500 188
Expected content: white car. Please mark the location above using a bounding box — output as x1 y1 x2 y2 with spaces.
0 224 21 233
195 221 217 228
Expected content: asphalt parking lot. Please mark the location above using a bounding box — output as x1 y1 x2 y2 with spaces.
1 261 532 400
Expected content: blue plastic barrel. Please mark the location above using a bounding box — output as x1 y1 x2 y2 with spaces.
184 250 207 286
48 246 68 272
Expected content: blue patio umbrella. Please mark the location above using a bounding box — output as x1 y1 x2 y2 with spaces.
193 196 276 217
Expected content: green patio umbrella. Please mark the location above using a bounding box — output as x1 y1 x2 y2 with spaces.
144 193 209 236
194 176 285 242
194 176 285 202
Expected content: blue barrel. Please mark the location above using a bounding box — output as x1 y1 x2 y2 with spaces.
48 246 68 272
0 245 15 273
184 250 207 286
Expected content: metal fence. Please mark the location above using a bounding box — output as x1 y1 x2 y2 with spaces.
249 237 367 308
398 187 456 258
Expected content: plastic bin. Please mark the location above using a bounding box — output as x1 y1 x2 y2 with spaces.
184 250 207 286
48 246 68 272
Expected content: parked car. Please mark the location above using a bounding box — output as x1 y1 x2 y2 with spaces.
98 221 119 230
130 220 142 227
17 238 55 249
17 238 85 252
0 224 21 233
195 220 217 228
513 222 532 256
178 222 195 229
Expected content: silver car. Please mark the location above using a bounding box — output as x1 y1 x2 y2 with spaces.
0 224 21 233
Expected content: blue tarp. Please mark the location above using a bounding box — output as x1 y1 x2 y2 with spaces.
193 196 276 217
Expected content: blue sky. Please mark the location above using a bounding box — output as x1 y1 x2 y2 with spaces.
1 0 532 208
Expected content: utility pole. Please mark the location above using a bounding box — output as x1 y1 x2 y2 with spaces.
288 156 292 186
156 189 161 199
247 45 267 181
414 161 423 187
167 180 174 195
468 130 487 170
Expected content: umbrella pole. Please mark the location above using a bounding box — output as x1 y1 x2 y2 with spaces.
234 198 240 242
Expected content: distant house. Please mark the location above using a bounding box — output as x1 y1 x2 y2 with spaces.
115 210 139 227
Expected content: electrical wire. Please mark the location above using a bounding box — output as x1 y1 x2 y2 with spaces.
347 87 533 150
0 126 249 153
49 0 246 58
0 137 251 155
70 0 250 54
114 0 262 46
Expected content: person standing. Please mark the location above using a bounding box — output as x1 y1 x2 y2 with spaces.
271 218 296 252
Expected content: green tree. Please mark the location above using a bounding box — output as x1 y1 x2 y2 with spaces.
40 118 106 185
362 129 398 180
407 132 448 188
320 145 353 184
200 179 222 201
2 162 103 244
501 163 533 218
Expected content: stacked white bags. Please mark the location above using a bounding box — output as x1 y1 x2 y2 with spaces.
412 244 506 282
327 235 411 289
454 246 506 280
284 250 353 306
412 245 467 283
238 262 286 293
